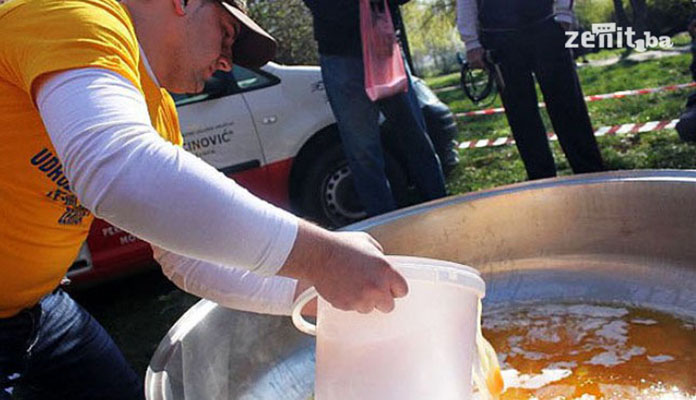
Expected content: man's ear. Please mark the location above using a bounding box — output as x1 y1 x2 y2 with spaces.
173 0 187 16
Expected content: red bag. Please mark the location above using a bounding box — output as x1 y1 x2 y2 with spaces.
360 0 408 101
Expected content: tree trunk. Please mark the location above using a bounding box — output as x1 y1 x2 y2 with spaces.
612 0 629 28
629 0 649 37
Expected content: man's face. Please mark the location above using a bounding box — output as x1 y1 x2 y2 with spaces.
171 0 239 93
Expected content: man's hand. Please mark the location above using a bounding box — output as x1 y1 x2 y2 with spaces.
466 47 486 70
311 231 407 313
279 221 408 314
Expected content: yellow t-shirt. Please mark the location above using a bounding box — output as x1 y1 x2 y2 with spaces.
0 0 182 317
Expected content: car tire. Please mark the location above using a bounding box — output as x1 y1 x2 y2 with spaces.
298 142 410 229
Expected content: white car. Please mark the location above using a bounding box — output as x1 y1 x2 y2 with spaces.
70 62 459 284
173 62 459 227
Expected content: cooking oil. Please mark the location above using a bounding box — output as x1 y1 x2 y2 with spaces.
482 302 696 399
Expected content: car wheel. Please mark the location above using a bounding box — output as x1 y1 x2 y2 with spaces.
299 142 410 229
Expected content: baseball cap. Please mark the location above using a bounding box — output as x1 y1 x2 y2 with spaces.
219 0 277 69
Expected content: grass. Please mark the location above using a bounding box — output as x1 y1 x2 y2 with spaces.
429 49 692 94
68 50 696 386
428 52 696 194
672 32 693 47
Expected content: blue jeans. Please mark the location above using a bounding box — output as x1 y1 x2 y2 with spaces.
0 290 143 400
320 54 447 217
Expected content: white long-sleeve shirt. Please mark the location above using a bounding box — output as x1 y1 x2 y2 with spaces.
36 61 301 315
457 0 576 50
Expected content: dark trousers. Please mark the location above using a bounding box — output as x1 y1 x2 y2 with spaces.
482 19 604 180
0 290 143 400
320 54 446 216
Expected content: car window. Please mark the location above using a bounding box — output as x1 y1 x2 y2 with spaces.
233 66 275 90
171 66 280 107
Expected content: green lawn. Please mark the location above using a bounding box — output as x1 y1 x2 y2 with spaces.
74 50 696 383
428 52 696 194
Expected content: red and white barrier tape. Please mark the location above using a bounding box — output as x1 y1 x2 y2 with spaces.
454 82 696 118
432 85 459 94
458 119 679 150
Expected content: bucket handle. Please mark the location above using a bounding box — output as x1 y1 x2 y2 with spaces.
291 287 318 336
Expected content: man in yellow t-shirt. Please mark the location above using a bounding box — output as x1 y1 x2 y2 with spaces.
0 0 411 398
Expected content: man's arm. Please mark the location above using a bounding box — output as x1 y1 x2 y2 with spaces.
456 0 481 51
154 245 300 315
36 68 407 314
278 221 407 313
153 222 407 316
456 0 485 69
36 68 297 275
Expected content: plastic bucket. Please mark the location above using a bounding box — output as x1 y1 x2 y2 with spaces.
292 255 485 400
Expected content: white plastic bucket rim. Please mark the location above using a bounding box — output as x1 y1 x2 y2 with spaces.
291 255 485 336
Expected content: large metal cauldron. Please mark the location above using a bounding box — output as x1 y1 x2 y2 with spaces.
145 170 696 400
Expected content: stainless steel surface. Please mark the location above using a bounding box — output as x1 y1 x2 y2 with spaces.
146 170 696 400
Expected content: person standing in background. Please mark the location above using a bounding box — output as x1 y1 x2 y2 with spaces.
302 0 447 219
676 16 696 141
457 0 605 180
